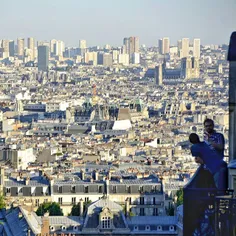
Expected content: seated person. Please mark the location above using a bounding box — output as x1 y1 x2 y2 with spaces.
189 133 228 191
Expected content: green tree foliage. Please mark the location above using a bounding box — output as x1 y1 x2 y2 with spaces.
166 205 175 216
36 202 63 216
70 200 92 216
0 194 6 210
176 189 184 206
71 203 80 216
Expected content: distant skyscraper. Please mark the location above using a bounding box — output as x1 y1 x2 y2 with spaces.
50 39 57 54
123 38 129 54
9 40 14 57
129 36 139 55
181 38 189 58
103 53 113 67
132 53 140 64
2 40 10 58
54 40 65 57
27 37 35 60
79 40 87 49
158 39 163 54
155 65 163 85
159 38 170 54
38 45 49 72
17 38 24 57
193 39 201 58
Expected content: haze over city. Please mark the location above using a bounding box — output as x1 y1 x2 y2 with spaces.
0 0 235 235
1 0 235 46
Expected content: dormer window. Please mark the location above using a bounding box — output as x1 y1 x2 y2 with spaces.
134 225 138 231
71 186 75 193
157 225 162 231
169 225 175 231
145 225 150 231
101 216 111 229
84 186 88 193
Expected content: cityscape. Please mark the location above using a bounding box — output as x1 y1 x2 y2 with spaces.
0 1 235 236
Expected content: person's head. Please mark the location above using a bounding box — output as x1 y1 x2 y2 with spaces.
204 118 214 134
189 133 200 144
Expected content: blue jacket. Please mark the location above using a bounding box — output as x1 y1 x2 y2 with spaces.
191 142 224 174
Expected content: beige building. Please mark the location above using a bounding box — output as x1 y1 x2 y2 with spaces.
193 38 201 58
17 38 25 57
27 37 35 60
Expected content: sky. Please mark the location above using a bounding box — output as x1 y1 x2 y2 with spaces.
0 0 235 47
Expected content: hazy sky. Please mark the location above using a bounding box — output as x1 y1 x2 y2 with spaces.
1 0 235 47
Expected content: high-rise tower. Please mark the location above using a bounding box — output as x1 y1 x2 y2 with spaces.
17 38 25 57
38 45 49 72
193 38 201 58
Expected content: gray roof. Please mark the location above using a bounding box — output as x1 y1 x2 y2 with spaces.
48 216 82 226
87 198 123 214
4 177 49 187
127 216 177 225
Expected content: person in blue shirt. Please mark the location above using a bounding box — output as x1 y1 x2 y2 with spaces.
189 133 227 191
203 118 225 159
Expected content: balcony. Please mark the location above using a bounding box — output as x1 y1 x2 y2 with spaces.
183 165 228 235
215 195 236 236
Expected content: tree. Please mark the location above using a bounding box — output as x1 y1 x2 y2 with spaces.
71 203 80 216
176 189 184 206
70 200 92 216
166 205 175 216
36 202 63 216
0 194 6 210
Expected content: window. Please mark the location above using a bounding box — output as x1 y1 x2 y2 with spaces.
169 225 174 231
140 197 144 205
44 199 48 203
101 216 111 229
134 225 138 231
72 197 76 205
157 225 162 231
35 199 39 206
140 208 145 216
113 186 117 193
58 197 63 204
71 186 76 193
84 186 88 193
85 197 89 202
127 186 131 193
59 186 62 193
139 186 144 193
98 186 103 193
6 188 10 193
153 208 158 216
153 197 156 205
145 225 150 231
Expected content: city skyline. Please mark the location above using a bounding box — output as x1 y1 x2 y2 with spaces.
0 0 235 46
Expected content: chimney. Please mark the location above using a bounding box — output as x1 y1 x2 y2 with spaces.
106 178 110 196
81 170 85 180
50 178 54 186
25 177 30 185
108 171 111 180
79 198 84 217
41 212 50 235
125 198 130 217
94 171 99 181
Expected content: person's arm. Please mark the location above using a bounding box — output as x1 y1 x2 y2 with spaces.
195 156 204 164
210 134 225 151
191 145 204 164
